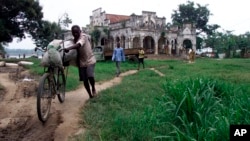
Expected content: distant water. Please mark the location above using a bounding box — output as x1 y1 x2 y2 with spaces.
7 54 42 59
5 49 43 59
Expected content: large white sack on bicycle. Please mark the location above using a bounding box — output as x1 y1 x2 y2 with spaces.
41 39 63 67
60 40 78 66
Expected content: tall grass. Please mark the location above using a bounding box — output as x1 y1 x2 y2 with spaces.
157 77 250 140
73 58 250 141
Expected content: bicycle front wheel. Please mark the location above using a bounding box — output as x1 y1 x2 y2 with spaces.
57 68 66 103
37 73 52 123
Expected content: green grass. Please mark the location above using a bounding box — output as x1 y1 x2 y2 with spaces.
71 58 250 141
3 57 250 140
160 77 250 141
27 59 137 91
79 70 166 141
94 60 136 82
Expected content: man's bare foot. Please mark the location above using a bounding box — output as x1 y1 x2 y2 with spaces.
92 89 97 97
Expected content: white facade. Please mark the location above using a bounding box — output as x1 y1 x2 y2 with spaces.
88 8 196 55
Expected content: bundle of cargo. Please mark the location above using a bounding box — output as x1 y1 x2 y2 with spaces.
40 39 63 67
60 40 77 67
40 39 77 67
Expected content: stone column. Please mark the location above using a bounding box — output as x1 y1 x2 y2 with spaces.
129 37 133 49
154 43 158 55
192 39 196 51
140 37 143 48
169 41 172 56
153 38 158 55
192 44 196 51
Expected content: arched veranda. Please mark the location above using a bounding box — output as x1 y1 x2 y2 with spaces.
143 36 155 54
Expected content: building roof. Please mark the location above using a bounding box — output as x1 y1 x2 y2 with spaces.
106 14 130 23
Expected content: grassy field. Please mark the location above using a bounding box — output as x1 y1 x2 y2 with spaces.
71 58 250 141
2 57 250 140
25 58 138 90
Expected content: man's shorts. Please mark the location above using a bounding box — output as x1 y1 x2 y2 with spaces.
79 64 95 81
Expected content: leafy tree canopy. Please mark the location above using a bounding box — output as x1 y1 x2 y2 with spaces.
171 1 220 35
30 20 63 49
204 30 250 56
58 13 72 29
0 43 5 54
31 13 72 49
0 0 43 43
90 28 101 46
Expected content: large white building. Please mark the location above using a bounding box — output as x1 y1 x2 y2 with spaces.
87 8 196 55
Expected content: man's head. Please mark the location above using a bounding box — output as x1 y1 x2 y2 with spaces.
71 25 81 39
117 42 120 48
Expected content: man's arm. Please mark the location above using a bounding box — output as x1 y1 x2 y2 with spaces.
64 34 86 52
65 43 81 52
112 49 116 61
122 49 125 61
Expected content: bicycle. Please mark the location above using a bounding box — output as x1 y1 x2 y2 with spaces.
35 44 68 123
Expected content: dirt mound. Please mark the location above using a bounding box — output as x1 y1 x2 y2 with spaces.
0 69 61 141
14 81 38 98
0 66 23 73
0 109 62 141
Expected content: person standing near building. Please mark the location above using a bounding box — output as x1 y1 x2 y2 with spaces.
63 25 97 98
112 42 125 77
137 47 145 70
188 48 195 63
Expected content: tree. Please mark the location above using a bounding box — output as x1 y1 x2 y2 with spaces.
103 27 110 38
90 28 101 46
205 31 240 57
31 13 72 49
0 0 43 43
196 36 203 49
31 20 63 49
58 13 72 29
165 22 172 30
0 43 5 54
236 32 250 57
171 1 219 35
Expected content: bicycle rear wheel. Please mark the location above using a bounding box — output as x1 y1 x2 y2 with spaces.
57 68 66 103
37 73 52 123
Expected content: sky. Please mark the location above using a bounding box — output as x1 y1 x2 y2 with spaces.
6 0 250 49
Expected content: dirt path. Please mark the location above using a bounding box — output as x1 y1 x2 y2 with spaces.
0 69 137 141
53 70 137 141
149 68 165 77
0 72 61 141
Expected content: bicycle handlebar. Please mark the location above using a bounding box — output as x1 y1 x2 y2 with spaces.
34 47 46 52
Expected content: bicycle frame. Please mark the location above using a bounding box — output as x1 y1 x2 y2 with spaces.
36 38 69 123
43 66 58 98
